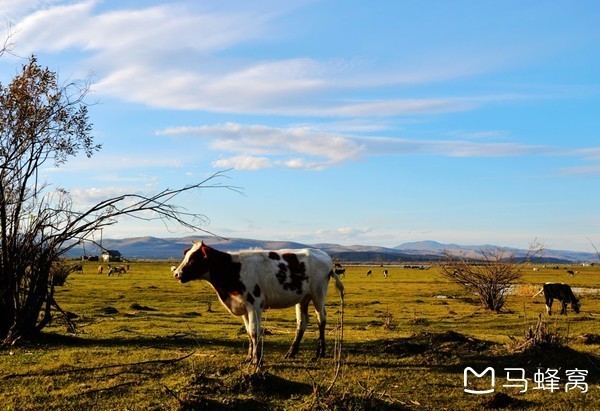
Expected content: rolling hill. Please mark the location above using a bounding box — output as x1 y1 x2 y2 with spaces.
65 236 598 263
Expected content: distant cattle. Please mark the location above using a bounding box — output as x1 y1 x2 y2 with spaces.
404 265 429 270
334 263 345 277
566 269 575 276
97 266 103 275
383 269 388 278
366 269 372 276
172 242 344 364
107 265 126 276
70 264 83 274
533 283 581 315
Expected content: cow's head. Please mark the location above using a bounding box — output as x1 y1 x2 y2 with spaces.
172 241 210 283
572 298 581 313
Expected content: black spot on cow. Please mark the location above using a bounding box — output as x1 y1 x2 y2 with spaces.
253 284 261 298
279 253 309 295
268 252 280 260
246 292 255 304
276 263 288 285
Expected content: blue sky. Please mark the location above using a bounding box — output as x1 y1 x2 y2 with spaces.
1 0 599 251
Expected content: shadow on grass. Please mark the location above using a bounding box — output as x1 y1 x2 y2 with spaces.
362 330 599 383
34 331 245 351
178 369 409 411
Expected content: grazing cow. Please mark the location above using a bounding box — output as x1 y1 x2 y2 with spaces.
97 266 103 275
172 242 345 364
566 269 575 276
366 269 372 276
383 269 388 278
71 264 83 274
108 265 126 276
532 283 581 315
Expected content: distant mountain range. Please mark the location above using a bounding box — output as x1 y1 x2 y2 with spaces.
65 236 598 263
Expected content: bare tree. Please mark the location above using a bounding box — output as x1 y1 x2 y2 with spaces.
440 242 543 312
587 238 600 264
0 55 233 346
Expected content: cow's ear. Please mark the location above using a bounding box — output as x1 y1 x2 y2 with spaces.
183 247 191 256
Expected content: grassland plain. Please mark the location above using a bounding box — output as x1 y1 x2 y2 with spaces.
0 261 598 410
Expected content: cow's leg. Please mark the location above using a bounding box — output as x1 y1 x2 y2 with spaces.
561 301 568 315
313 299 327 358
242 313 253 361
247 308 263 365
285 299 309 358
546 298 553 315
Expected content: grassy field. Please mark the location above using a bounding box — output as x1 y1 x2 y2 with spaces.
1 261 599 410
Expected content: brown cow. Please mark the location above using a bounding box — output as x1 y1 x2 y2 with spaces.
172 242 344 364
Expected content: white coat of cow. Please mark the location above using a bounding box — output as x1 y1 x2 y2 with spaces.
172 241 345 364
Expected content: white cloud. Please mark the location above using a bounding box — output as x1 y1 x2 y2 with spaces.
1 1 524 117
212 155 271 171
0 0 58 18
574 147 600 161
315 227 372 240
275 158 325 171
159 122 364 170
559 163 600 176
68 186 139 206
158 122 561 170
361 135 553 158
11 1 267 54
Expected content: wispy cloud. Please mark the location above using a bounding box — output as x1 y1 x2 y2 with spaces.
361 136 553 158
9 1 268 55
212 155 272 171
157 122 561 170
158 123 364 171
315 227 372 239
68 186 140 206
1 1 526 118
559 163 600 176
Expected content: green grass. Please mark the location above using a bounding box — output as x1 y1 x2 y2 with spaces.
1 262 599 410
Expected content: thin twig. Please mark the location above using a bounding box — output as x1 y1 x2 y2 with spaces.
161 383 184 405
324 288 344 396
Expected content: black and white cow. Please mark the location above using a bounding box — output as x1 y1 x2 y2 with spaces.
533 283 581 315
172 241 345 364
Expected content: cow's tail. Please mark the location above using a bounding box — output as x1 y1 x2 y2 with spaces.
532 286 544 299
330 270 345 300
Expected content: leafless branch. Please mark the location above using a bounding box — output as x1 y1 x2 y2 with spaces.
440 242 543 312
587 237 600 263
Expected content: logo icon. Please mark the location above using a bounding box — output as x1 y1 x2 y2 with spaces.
464 367 495 394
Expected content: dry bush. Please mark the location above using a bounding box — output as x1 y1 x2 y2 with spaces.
440 242 543 312
511 314 565 353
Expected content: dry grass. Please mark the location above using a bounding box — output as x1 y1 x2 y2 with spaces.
0 262 598 410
